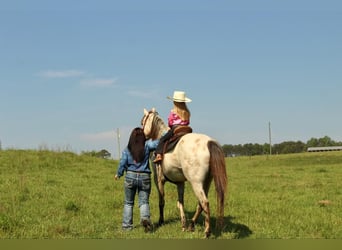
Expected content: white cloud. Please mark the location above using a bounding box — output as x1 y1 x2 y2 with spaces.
80 78 118 87
37 69 119 88
37 70 85 78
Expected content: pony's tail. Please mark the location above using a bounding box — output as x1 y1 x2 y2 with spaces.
208 140 228 230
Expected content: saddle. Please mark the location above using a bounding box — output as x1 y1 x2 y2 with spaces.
162 126 193 154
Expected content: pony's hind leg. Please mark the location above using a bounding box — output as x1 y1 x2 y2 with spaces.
202 200 211 238
189 200 211 237
189 180 212 238
188 202 203 232
176 182 186 231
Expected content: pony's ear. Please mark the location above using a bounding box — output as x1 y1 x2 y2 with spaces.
152 107 156 112
144 108 148 115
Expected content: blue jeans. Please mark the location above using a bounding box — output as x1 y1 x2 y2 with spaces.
122 171 152 230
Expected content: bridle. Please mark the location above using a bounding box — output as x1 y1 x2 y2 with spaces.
141 110 160 140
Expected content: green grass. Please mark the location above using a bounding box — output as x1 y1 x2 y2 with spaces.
227 153 342 239
1 149 342 239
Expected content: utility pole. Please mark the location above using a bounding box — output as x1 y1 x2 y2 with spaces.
116 128 121 160
268 122 272 155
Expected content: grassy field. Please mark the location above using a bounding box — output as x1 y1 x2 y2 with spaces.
1 149 342 239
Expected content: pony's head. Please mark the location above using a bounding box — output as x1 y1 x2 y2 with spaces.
141 107 167 140
141 108 157 139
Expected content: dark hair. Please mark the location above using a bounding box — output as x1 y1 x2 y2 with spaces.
127 127 146 163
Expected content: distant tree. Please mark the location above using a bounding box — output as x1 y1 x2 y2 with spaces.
222 143 268 156
317 136 335 147
307 137 319 147
263 143 271 155
96 149 111 159
81 149 111 159
273 141 306 154
222 144 235 157
243 143 264 156
234 144 244 156
307 136 336 147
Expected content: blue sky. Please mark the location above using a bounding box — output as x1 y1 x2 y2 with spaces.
1 1 341 158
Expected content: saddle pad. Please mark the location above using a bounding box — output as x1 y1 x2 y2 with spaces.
163 126 193 153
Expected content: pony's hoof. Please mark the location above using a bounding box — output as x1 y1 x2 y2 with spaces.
187 222 195 232
204 231 211 238
158 220 164 226
142 219 153 233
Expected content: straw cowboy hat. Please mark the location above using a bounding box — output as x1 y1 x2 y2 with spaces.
167 91 192 103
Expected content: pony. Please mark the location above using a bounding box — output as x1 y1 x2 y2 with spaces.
141 108 228 238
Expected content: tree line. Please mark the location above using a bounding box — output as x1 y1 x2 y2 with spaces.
222 136 342 157
81 136 342 159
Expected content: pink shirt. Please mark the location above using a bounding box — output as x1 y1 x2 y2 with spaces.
168 111 190 127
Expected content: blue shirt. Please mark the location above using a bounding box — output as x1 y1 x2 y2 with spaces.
116 139 159 178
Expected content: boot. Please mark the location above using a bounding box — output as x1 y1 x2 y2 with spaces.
153 154 163 163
